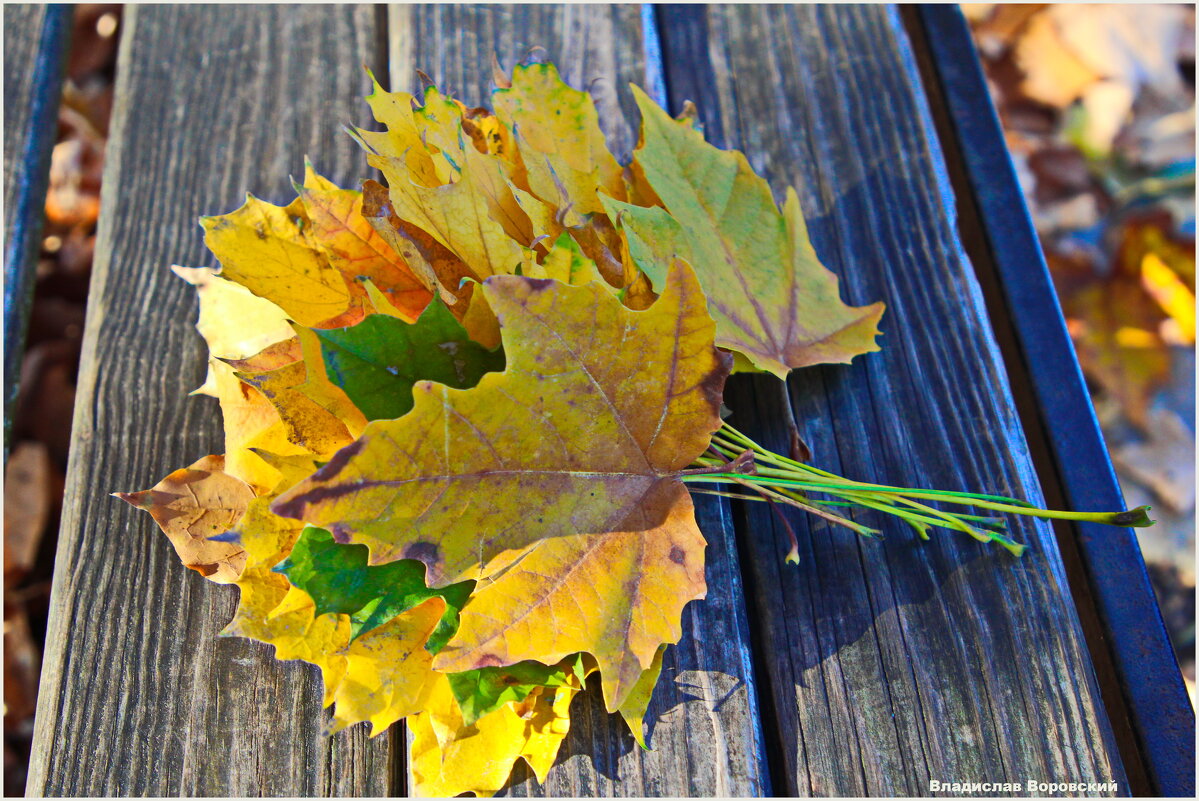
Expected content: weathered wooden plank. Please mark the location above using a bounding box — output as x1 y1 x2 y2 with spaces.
27 6 394 795
658 4 1128 796
386 4 770 795
3 4 72 460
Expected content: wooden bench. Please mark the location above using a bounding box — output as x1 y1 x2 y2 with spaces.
9 4 1192 796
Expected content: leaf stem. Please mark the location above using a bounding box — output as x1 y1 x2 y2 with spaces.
682 421 1153 559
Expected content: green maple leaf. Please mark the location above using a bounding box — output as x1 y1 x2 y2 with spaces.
273 526 473 649
447 654 586 726
313 298 504 422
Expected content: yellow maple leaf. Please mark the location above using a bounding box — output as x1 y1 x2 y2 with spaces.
408 672 578 797
202 167 431 330
493 61 626 215
354 72 441 188
434 482 704 712
201 193 358 328
170 266 295 397
222 568 351 708
329 597 445 737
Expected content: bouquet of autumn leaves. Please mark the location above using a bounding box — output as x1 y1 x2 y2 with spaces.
117 59 1149 797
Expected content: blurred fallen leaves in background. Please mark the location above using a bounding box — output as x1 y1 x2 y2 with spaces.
965 3 1195 703
3 5 121 793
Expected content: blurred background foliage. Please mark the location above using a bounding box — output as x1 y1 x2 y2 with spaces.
965 3 1195 704
4 5 121 792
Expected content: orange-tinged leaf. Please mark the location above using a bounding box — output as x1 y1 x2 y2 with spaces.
232 326 367 460
296 163 432 322
607 86 885 379
114 455 253 583
408 672 578 797
272 260 729 590
329 596 445 737
367 147 532 282
434 481 705 711
360 179 474 310
235 359 357 459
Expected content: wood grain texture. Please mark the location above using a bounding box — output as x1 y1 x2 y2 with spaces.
3 4 72 457
387 5 770 795
27 6 394 795
658 4 1128 796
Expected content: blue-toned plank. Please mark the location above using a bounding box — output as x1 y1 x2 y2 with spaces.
916 6 1195 796
3 3 73 461
657 3 1128 795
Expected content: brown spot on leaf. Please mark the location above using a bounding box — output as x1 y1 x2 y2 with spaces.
475 653 504 668
403 541 441 565
669 546 685 565
700 350 733 418
522 277 555 293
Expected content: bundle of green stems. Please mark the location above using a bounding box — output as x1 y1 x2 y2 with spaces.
680 423 1152 563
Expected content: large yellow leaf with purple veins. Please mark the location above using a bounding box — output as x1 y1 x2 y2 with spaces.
272 260 729 593
606 85 885 379
329 596 445 737
434 481 705 711
408 672 579 797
